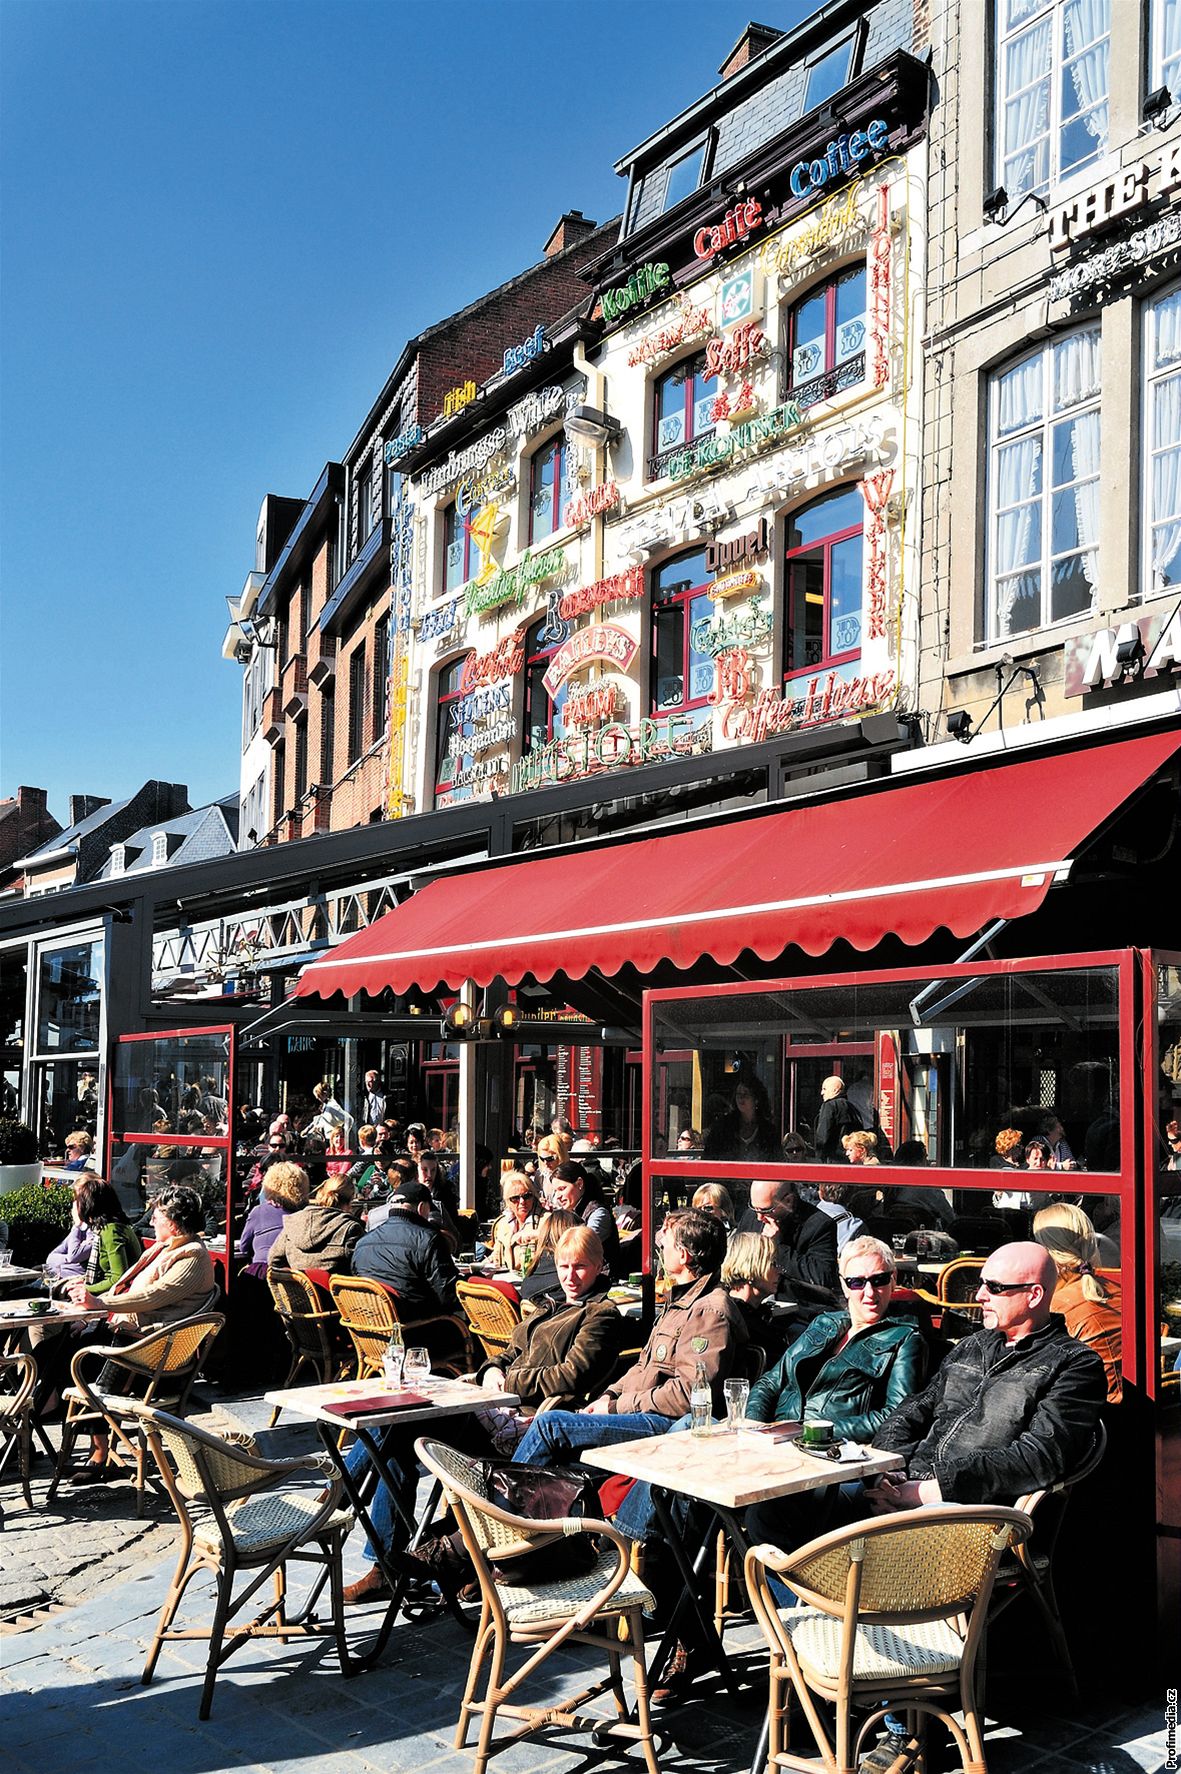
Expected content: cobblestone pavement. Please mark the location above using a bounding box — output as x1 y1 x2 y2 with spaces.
0 1386 1170 1774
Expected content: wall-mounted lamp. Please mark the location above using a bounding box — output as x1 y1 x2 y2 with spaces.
565 405 623 447
491 1003 520 1035
441 1001 478 1039
983 185 1048 226
241 613 280 650
1114 631 1145 668
1144 85 1174 124
946 709 974 742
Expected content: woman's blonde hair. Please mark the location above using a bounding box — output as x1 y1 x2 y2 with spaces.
554 1225 603 1267
692 1183 734 1220
839 1234 896 1277
721 1231 778 1291
842 1130 879 1158
500 1168 537 1207
536 1132 572 1164
264 1162 310 1210
313 1174 355 1209
525 1208 578 1270
1033 1202 1108 1304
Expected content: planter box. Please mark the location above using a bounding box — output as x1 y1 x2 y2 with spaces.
0 1162 42 1197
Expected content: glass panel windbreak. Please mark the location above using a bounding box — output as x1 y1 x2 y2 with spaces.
36 937 102 1053
650 966 1122 1171
0 947 27 1118
108 1139 229 1230
31 1056 102 1155
111 1033 231 1140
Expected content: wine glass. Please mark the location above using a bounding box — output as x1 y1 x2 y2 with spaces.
403 1345 431 1388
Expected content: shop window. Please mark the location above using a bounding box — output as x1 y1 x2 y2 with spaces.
1144 285 1181 597
372 613 390 736
784 484 864 679
986 325 1100 641
995 0 1110 200
37 938 102 1052
347 645 367 764
434 654 474 803
523 619 568 754
650 350 714 480
662 141 707 212
529 435 574 542
651 547 714 713
785 265 868 410
1151 0 1181 98
443 498 486 592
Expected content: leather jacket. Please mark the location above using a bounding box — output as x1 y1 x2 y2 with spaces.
481 1282 623 1409
872 1314 1105 1503
746 1308 927 1443
605 1270 748 1419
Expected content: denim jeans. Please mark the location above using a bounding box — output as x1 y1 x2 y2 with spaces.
612 1411 696 1542
343 1430 417 1565
512 1407 673 1470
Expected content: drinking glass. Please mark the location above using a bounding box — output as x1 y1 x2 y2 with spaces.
403 1345 431 1387
0 1245 11 1272
382 1342 405 1386
891 1234 907 1257
723 1377 750 1428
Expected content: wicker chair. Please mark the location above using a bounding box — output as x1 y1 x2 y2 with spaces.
456 1278 521 1361
329 1274 472 1379
48 1312 224 1514
267 1268 341 1421
937 1257 986 1305
416 1436 660 1774
112 1398 351 1719
986 1423 1107 1698
745 1505 1032 1774
0 1351 38 1510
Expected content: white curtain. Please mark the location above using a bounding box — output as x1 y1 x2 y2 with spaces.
1069 409 1101 600
1152 374 1181 585
998 354 1044 434
1003 17 1052 192
995 437 1042 634
1155 287 1181 369
1064 0 1110 142
1053 326 1101 411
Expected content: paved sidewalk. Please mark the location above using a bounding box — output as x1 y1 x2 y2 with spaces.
0 1386 1170 1774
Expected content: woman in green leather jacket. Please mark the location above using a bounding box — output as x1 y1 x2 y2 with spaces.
745 1235 926 1549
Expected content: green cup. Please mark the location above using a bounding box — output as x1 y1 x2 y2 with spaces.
799 1418 834 1450
628 1272 644 1289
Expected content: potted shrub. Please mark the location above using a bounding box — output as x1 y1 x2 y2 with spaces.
0 1118 41 1198
0 1179 73 1264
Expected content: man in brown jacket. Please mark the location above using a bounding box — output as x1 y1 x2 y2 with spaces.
511 1208 747 1467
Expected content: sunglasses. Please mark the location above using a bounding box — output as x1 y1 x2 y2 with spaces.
842 1272 893 1290
978 1277 1036 1296
540 1153 559 1164
506 1194 533 1204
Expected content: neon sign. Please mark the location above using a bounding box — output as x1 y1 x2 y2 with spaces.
542 624 638 696
459 628 526 694
557 563 645 623
719 669 896 742
693 198 763 259
704 320 768 381
562 482 621 530
464 545 567 618
564 683 620 730
512 711 710 792
788 119 889 200
666 400 803 480
709 570 761 601
601 261 670 324
861 471 893 642
503 324 545 376
625 299 711 368
443 380 477 418
689 596 773 658
706 517 770 577
384 422 423 464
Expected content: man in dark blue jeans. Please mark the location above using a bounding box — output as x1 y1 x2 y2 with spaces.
512 1208 746 1469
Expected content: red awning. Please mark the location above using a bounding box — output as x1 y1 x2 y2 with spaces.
294 729 1181 999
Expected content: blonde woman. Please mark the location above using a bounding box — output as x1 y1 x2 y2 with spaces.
841 1130 880 1165
692 1182 735 1227
1033 1202 1123 1402
489 1170 543 1270
239 1161 309 1273
268 1174 362 1276
535 1131 572 1195
517 1208 579 1311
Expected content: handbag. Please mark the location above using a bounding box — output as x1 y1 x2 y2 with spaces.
476 1459 601 1583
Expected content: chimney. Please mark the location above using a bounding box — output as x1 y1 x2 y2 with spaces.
718 21 782 80
69 794 110 826
17 787 47 812
543 210 596 258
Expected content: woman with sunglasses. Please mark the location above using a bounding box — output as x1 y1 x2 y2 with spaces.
489 1170 543 1271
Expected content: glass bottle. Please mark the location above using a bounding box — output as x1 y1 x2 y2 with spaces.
382 1326 404 1384
690 1359 712 1435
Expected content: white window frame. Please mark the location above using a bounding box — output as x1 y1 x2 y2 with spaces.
985 324 1102 644
1142 284 1181 600
995 0 1110 199
1151 0 1181 97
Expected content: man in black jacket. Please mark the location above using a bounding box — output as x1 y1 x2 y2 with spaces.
738 1177 840 1308
353 1181 460 1323
867 1241 1105 1510
814 1074 861 1161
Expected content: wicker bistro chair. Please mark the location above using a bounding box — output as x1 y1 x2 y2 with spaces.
267 1268 341 1421
0 1351 38 1509
937 1257 986 1306
48 1313 224 1514
744 1505 1033 1774
986 1423 1107 1698
329 1274 472 1379
416 1436 660 1774
111 1398 351 1719
456 1278 521 1362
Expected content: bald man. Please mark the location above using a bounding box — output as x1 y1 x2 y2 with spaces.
866 1242 1105 1510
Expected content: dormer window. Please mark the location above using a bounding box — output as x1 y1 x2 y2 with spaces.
663 141 708 212
110 845 126 877
803 35 856 114
151 833 168 867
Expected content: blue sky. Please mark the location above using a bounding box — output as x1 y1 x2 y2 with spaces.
0 0 813 820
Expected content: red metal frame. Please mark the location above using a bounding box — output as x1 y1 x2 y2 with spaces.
105 1023 236 1277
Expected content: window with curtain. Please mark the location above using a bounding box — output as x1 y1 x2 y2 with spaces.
650 547 714 713
783 485 864 680
529 436 574 542
650 351 714 480
785 265 867 409
522 619 568 753
1144 286 1181 597
987 325 1101 641
443 498 486 592
1152 0 1181 97
434 655 474 804
996 0 1109 199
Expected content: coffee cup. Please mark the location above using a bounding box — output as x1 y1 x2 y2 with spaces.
799 1418 834 1449
628 1272 644 1289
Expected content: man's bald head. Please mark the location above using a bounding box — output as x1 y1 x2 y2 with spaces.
977 1241 1059 1341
